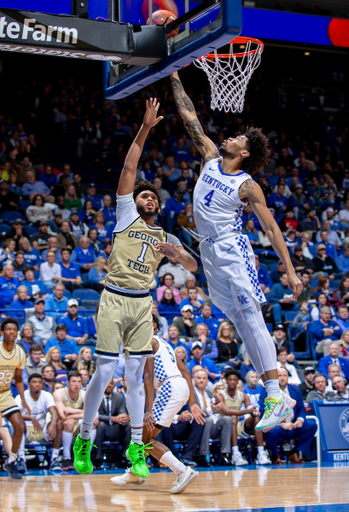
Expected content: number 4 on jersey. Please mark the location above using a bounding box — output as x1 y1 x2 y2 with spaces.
204 190 215 207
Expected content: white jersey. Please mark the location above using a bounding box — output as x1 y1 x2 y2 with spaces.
15 389 55 427
153 335 182 389
193 157 251 237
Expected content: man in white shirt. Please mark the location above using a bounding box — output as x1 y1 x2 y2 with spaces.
325 363 342 392
39 250 62 290
158 258 192 288
339 199 349 227
15 372 63 473
276 347 301 385
332 376 349 399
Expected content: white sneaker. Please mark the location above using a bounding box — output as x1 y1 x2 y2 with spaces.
255 395 291 433
280 390 296 421
110 468 146 486
170 467 199 494
256 451 272 465
232 451 249 466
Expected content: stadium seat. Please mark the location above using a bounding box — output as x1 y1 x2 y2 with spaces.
311 279 319 288
19 200 31 209
332 279 340 290
34 271 40 280
266 323 273 333
0 224 11 235
63 289 72 299
270 263 278 271
2 211 24 223
26 226 38 236
73 289 99 302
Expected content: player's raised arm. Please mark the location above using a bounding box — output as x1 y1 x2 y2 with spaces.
239 179 303 300
117 98 163 196
170 72 219 164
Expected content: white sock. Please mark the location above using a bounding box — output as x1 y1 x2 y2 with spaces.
63 431 73 459
232 446 239 454
18 435 25 460
131 427 143 445
80 422 92 441
264 379 281 400
8 451 17 464
91 429 97 444
51 448 60 460
257 446 264 453
160 451 186 475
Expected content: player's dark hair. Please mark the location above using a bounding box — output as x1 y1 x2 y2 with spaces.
29 344 43 354
133 180 163 207
28 373 43 383
0 317 19 331
68 370 82 382
244 128 269 175
152 314 160 330
224 368 242 380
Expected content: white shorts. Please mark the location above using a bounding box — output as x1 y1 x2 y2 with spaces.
153 377 189 428
200 234 266 317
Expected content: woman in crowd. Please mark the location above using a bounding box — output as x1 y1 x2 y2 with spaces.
339 330 349 358
156 273 181 304
158 287 180 316
79 198 97 224
216 321 240 370
243 370 262 407
1 238 16 265
151 301 169 340
51 380 64 395
72 346 96 377
312 292 336 320
174 346 187 365
65 184 83 211
88 228 102 254
315 276 331 299
88 256 109 293
18 237 41 271
334 276 349 306
243 219 260 247
17 323 37 353
211 382 225 400
90 212 109 243
8 171 22 197
26 194 53 225
45 347 68 384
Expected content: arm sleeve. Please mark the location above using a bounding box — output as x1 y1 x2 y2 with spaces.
115 193 139 231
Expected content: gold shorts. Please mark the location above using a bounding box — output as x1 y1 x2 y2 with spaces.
0 389 19 418
95 288 153 357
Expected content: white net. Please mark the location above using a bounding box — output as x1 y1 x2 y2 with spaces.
194 38 264 113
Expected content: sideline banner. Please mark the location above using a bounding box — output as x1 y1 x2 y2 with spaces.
313 401 349 461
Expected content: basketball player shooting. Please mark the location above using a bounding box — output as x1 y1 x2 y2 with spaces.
73 98 197 478
171 72 302 432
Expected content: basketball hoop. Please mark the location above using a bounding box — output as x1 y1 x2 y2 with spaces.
194 36 264 114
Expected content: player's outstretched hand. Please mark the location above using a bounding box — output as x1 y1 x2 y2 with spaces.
155 242 180 259
143 98 164 128
190 404 206 425
287 272 303 301
144 411 155 431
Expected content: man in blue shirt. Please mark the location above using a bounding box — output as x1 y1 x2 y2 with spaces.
164 189 188 233
0 264 20 305
45 324 79 360
58 299 93 346
188 342 220 383
84 183 102 210
269 273 299 325
44 283 69 318
195 302 220 340
60 247 82 292
267 184 288 217
255 255 273 296
172 138 191 162
336 305 349 332
310 306 342 354
9 285 32 318
100 195 116 225
336 246 349 275
42 237 62 263
167 325 190 359
315 230 337 260
22 267 49 299
70 236 95 273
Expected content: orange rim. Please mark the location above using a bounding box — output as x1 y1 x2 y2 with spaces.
202 36 264 60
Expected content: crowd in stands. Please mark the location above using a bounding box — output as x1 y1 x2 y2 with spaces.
0 57 348 473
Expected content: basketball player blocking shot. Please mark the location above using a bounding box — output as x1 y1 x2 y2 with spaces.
170 72 302 432
73 98 197 478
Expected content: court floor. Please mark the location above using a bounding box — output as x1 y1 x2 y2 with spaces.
1 463 349 512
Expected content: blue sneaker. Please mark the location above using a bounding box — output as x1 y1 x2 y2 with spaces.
16 457 27 474
4 461 22 480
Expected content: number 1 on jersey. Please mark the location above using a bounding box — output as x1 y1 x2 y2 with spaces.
137 242 149 263
204 190 214 207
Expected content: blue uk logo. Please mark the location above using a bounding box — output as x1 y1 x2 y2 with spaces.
238 294 249 306
339 408 349 442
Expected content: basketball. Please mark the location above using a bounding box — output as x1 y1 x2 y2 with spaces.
147 9 179 39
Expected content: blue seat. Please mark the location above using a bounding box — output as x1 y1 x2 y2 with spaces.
26 226 38 236
266 323 273 333
285 311 298 343
73 289 99 302
270 263 278 271
34 271 40 280
311 279 319 289
332 279 340 290
2 211 24 223
63 289 71 299
19 200 31 209
0 224 11 235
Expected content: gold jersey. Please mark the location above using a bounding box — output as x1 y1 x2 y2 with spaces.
59 387 84 409
0 342 25 392
219 389 244 417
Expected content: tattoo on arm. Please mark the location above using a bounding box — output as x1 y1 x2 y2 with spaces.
170 75 196 113
184 119 206 148
239 179 257 199
204 150 221 163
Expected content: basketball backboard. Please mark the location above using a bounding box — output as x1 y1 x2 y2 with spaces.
104 0 242 99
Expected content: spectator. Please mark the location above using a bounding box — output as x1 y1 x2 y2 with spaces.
240 354 255 382
78 199 97 225
269 273 299 325
299 209 321 233
339 330 349 357
0 264 20 305
156 273 181 304
318 343 349 380
69 211 88 238
87 227 102 254
70 236 96 273
300 231 315 261
167 325 190 358
65 184 83 211
270 260 287 284
336 246 349 276
261 368 317 464
195 302 220 339
243 370 262 405
177 203 196 247
158 288 180 316
276 347 301 385
188 323 218 360
84 183 102 210
0 178 19 212
316 220 342 248
215 321 240 370
26 297 56 346
9 285 32 319
314 276 331 299
324 363 342 392
94 379 131 469
339 199 349 227
315 229 337 260
88 256 108 293
44 283 69 318
48 210 64 234
153 177 171 205
100 195 116 225
151 301 169 340
56 221 79 250
255 255 273 295
25 344 47 377
18 237 41 270
72 347 96 378
243 219 260 247
336 304 349 331
17 323 36 354
39 164 57 189
158 257 191 288
26 194 53 225
291 246 314 276
193 369 232 466
174 346 187 364
40 250 62 289
179 287 204 316
88 302 99 341
310 307 342 355
11 251 29 280
272 324 291 353
188 342 220 383
332 376 349 399
313 244 342 280
1 238 16 265
42 365 56 392
296 272 315 305
42 237 62 263
21 267 49 300
267 183 288 216
72 172 87 198
45 346 69 383
60 248 82 292
173 304 197 338
298 367 315 400
79 368 90 391
90 212 109 243
179 274 209 302
21 170 54 202
58 299 92 346
306 373 337 401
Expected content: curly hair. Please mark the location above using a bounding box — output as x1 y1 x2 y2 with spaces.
244 128 269 175
133 180 163 207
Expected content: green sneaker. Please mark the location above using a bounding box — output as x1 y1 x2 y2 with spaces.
125 441 152 479
73 434 93 475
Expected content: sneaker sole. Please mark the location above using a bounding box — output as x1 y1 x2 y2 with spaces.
4 463 22 480
110 476 146 485
73 463 93 475
170 470 199 494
